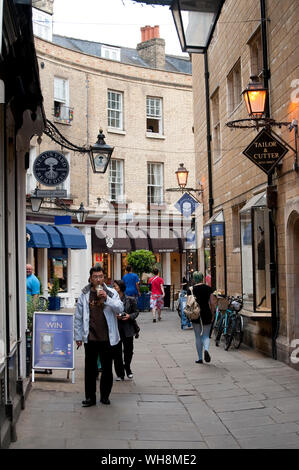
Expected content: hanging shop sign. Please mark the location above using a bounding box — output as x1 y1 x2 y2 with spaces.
33 150 69 186
243 128 288 175
32 312 74 382
175 192 199 216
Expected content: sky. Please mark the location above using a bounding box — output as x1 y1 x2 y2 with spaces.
52 0 187 56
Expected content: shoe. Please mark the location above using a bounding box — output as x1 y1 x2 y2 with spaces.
125 368 133 379
100 398 111 405
204 350 211 363
153 319 156 323
135 334 139 339
116 376 124 381
195 360 203 364
158 317 161 321
82 398 96 407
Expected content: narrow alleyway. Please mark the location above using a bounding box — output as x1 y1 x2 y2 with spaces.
10 309 299 449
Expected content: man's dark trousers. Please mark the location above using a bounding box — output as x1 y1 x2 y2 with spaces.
84 341 113 401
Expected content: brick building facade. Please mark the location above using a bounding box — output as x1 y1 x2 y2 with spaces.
191 0 298 364
27 8 196 306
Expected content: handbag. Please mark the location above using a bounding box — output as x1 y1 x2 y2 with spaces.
184 286 201 321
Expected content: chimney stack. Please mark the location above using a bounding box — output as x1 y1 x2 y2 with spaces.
137 25 165 69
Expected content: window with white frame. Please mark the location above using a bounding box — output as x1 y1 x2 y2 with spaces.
248 28 263 78
146 97 163 134
147 163 163 204
101 45 120 61
32 8 53 41
54 77 69 121
227 59 242 114
108 91 123 129
211 88 221 162
109 159 124 202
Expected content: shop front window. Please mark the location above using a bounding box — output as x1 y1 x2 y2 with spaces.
48 249 68 293
204 211 226 293
93 253 113 284
240 192 271 312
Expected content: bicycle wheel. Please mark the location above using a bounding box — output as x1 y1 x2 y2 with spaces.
232 315 243 349
214 314 224 347
225 316 235 351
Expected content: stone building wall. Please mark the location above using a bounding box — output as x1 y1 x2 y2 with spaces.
192 0 299 362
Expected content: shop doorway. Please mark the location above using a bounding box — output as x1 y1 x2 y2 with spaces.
287 210 299 341
171 252 181 290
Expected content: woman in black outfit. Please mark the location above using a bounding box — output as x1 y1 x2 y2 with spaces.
113 280 140 380
187 271 216 364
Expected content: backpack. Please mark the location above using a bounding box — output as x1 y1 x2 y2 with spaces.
184 286 201 321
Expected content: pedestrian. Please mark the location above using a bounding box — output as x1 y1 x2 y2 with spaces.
149 268 165 323
74 265 124 407
26 264 40 302
122 265 141 300
113 280 140 380
188 271 216 364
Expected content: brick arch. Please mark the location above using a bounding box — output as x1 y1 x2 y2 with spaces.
286 202 299 345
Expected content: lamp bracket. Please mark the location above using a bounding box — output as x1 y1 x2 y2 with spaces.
166 187 202 203
226 117 291 130
43 119 90 154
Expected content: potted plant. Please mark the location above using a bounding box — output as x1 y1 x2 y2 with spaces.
127 250 155 311
48 276 61 311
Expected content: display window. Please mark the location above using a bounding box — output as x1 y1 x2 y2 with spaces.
240 192 271 312
48 248 68 293
203 211 226 294
93 252 113 284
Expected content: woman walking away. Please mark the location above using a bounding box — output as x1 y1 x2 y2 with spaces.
149 268 165 323
188 271 216 364
113 280 140 380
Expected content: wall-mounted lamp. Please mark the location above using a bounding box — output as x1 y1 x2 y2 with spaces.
29 188 89 223
89 129 114 173
167 163 202 203
242 76 267 118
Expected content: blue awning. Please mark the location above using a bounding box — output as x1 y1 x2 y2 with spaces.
37 224 63 248
26 224 51 248
52 225 87 250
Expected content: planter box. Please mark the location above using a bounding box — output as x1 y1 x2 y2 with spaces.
48 296 61 311
137 293 151 311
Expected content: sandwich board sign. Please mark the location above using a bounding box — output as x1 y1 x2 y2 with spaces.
32 312 75 383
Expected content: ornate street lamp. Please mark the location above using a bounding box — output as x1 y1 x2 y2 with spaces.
242 76 267 118
171 0 225 53
166 163 202 202
89 129 114 173
75 202 88 223
30 188 43 213
29 190 89 223
175 163 189 188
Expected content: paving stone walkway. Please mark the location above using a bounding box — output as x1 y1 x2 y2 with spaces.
10 309 299 449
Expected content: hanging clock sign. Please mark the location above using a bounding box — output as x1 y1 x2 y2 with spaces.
33 150 69 187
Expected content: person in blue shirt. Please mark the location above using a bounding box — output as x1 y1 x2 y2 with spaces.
122 265 140 299
26 264 40 301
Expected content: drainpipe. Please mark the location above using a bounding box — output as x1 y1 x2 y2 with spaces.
204 51 216 290
260 0 279 359
86 73 90 207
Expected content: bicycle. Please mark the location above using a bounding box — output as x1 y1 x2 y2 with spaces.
224 296 244 351
210 296 230 346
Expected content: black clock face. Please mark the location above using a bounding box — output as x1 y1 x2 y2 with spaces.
33 151 69 186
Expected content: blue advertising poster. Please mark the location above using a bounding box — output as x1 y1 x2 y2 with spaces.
33 312 74 370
